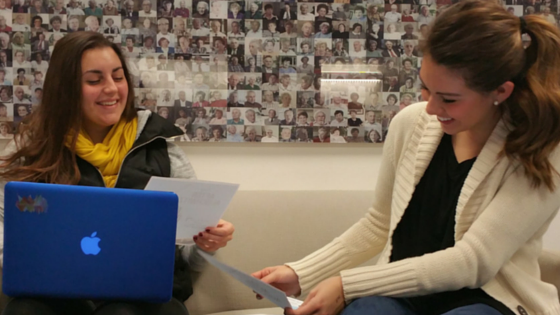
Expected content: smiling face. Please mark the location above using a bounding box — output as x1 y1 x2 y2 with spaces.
420 54 503 137
81 47 129 139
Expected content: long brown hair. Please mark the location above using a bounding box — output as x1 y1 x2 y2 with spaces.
0 32 137 184
423 0 560 191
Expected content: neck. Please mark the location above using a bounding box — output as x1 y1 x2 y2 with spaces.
452 110 501 156
84 125 111 144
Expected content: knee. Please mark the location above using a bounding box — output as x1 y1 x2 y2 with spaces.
93 299 188 315
342 296 411 315
2 298 57 315
93 303 143 315
160 298 189 315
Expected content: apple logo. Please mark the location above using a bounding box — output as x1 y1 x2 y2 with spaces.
81 232 101 255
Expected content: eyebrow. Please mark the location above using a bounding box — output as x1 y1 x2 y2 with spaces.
418 74 461 97
84 67 123 75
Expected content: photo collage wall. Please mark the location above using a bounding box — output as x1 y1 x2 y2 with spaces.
0 0 556 143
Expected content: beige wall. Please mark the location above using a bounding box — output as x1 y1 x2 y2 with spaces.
181 142 560 251
182 143 382 191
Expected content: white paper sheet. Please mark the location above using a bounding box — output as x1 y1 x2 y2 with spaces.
145 177 239 239
197 250 303 310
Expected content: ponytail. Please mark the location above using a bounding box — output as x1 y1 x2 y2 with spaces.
502 15 560 191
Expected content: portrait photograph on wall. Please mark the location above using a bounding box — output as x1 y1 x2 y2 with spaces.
0 0 556 143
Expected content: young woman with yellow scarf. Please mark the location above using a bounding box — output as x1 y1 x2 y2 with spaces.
0 32 234 315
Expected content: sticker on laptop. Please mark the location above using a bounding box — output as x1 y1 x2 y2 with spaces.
16 195 48 214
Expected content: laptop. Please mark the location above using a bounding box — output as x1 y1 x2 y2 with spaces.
3 181 179 303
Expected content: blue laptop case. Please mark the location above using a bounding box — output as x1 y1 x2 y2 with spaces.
3 181 179 303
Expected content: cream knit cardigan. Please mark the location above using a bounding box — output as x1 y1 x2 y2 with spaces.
287 102 560 315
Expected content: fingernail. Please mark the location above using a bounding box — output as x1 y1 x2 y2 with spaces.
193 236 198 241
198 232 203 237
205 229 210 232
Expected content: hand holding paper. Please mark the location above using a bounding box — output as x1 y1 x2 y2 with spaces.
193 219 234 252
145 177 239 240
197 249 303 310
251 265 302 297
284 276 345 315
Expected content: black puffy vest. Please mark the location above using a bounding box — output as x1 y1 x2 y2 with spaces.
75 113 193 302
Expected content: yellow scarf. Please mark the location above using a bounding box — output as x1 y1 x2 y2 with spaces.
71 117 138 188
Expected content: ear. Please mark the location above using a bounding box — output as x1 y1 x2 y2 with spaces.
494 81 515 103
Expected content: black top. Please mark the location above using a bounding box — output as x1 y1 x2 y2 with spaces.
390 134 514 315
76 111 193 302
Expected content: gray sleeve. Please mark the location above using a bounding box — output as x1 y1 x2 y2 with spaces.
167 141 197 180
167 141 209 271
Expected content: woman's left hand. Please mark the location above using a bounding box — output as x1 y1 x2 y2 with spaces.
285 276 345 315
193 219 234 252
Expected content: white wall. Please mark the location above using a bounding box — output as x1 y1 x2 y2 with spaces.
180 143 383 191
180 143 559 251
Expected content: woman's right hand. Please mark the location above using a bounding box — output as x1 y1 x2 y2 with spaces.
251 265 301 297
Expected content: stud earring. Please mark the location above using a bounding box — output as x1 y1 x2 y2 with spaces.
493 101 499 106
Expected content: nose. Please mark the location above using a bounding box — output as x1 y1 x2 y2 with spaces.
103 76 119 95
424 94 444 117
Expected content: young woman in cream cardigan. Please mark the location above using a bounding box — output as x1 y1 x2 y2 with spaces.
253 1 560 314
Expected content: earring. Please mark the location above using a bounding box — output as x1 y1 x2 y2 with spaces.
493 101 499 106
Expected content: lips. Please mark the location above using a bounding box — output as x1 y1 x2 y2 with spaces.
438 116 453 122
97 100 118 106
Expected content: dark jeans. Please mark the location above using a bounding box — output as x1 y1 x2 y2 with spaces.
1 297 189 315
341 296 503 315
